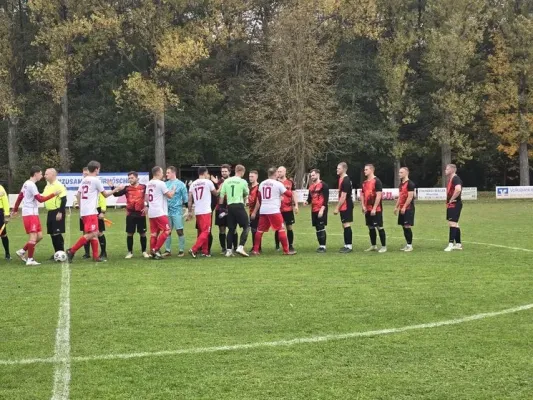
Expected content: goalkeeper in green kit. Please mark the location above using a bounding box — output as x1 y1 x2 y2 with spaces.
219 164 250 257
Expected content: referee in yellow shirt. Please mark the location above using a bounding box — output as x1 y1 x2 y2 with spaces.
0 184 11 260
44 169 68 258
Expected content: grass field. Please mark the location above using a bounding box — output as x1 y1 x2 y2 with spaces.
0 200 532 399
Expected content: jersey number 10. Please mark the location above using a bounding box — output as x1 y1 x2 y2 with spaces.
262 186 271 200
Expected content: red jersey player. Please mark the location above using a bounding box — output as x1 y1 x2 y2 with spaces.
248 169 260 251
276 166 299 251
187 167 217 257
361 164 387 253
333 162 354 253
304 169 329 253
394 167 416 251
12 166 61 266
252 167 296 256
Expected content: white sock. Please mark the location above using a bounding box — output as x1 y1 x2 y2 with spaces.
346 244 352 249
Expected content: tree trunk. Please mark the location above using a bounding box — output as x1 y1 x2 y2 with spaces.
7 115 19 189
394 158 401 188
154 111 166 170
294 156 306 190
518 140 530 186
441 142 451 187
59 88 69 171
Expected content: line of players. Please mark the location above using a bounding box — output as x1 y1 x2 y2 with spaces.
0 160 464 264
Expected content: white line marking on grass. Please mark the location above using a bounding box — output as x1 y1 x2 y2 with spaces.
51 216 71 400
2 303 530 366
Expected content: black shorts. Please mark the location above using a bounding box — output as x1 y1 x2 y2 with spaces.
47 210 66 235
365 211 383 228
0 212 6 235
227 204 249 230
281 211 295 226
340 208 353 223
312 211 327 228
126 215 147 234
446 202 462 223
397 208 415 227
215 208 228 227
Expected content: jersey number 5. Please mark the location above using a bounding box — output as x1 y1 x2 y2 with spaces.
262 186 271 200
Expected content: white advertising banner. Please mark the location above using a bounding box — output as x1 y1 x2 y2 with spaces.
416 187 477 201
496 186 533 199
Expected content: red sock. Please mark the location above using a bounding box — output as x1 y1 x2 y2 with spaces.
23 243 28 251
278 230 289 253
192 231 208 253
155 231 169 252
252 232 264 252
91 239 99 259
27 241 36 259
150 235 157 251
71 237 88 253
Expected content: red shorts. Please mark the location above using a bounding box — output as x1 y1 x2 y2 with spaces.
82 215 99 233
150 216 170 234
23 215 42 234
196 213 212 233
258 213 285 233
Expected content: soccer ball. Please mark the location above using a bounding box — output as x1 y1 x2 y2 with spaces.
54 251 67 263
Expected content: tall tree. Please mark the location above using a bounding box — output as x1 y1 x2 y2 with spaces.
242 2 342 187
423 0 488 185
485 1 533 186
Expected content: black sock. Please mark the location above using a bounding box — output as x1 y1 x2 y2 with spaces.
449 227 457 243
140 236 147 252
127 236 134 252
369 229 377 246
316 229 326 247
84 242 90 255
455 228 461 244
287 230 294 248
99 235 107 255
403 227 413 245
274 231 280 249
208 233 213 252
57 234 64 251
219 233 226 250
1 235 9 257
233 232 238 250
378 229 386 246
51 235 58 252
343 226 352 246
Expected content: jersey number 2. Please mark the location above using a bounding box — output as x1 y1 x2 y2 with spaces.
81 185 89 200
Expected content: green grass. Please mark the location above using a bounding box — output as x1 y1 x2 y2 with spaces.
0 200 532 399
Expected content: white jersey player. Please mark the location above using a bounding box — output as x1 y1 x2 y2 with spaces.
78 176 105 217
258 178 287 215
147 179 169 218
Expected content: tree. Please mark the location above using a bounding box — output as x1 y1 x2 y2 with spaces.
242 2 342 188
422 0 488 185
485 1 533 186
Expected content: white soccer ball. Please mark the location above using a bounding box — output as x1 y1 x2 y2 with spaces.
54 251 67 263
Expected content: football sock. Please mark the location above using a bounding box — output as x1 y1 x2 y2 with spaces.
150 235 157 251
253 231 264 253
71 237 88 253
27 241 36 259
369 228 377 246
278 230 289 253
83 242 90 255
140 235 147 252
316 229 326 247
1 235 10 256
455 228 461 244
91 239 99 259
287 230 294 248
378 229 386 246
403 227 413 245
274 231 280 249
127 236 134 252
57 234 64 251
155 231 169 251
208 233 213 252
343 226 352 248
99 235 107 255
449 227 457 243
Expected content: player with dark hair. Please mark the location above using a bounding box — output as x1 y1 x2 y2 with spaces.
248 170 261 252
212 164 236 253
109 171 150 258
304 169 329 253
0 184 12 260
361 164 387 253
187 167 217 257
333 162 354 253
444 164 463 251
43 168 67 258
12 166 61 265
276 166 299 252
394 167 416 252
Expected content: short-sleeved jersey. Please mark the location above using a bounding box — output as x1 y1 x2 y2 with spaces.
166 179 188 215
190 178 216 215
308 181 329 213
147 179 169 218
115 184 146 216
361 177 383 212
20 180 40 216
43 181 67 211
220 176 249 205
78 176 105 217
248 184 259 213
338 175 353 212
279 179 295 212
446 175 463 205
259 179 287 215
398 179 416 210
0 185 11 215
